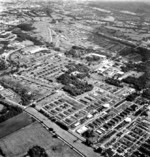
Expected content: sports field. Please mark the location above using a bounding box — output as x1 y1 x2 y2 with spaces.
0 112 34 139
0 104 4 111
0 122 81 157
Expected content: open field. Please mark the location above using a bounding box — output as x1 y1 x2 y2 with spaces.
0 122 81 157
0 104 4 111
0 112 34 139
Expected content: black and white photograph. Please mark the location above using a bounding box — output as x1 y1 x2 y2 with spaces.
0 0 150 157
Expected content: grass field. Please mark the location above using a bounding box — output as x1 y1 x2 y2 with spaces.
0 112 34 139
0 122 81 157
0 104 4 111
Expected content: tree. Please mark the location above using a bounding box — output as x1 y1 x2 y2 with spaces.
123 75 146 90
0 101 22 123
17 23 35 31
0 59 7 71
105 78 123 87
84 138 92 146
0 77 36 106
126 92 139 101
142 89 150 99
0 147 5 157
27 146 48 157
57 63 93 96
82 129 94 138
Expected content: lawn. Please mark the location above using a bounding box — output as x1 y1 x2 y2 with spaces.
0 112 34 139
0 122 81 157
0 104 4 111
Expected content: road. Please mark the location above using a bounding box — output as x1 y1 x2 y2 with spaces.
1 97 25 109
25 107 101 157
2 97 100 157
4 47 23 61
19 75 54 89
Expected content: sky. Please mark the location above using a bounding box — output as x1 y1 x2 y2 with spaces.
0 0 150 3
75 0 150 2
61 0 150 3
92 0 149 2
0 0 149 2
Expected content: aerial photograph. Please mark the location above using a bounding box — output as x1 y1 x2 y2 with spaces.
0 0 150 157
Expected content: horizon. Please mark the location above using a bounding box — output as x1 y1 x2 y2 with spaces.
75 0 150 2
0 0 150 3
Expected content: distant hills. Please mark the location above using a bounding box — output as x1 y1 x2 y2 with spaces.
88 1 150 14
